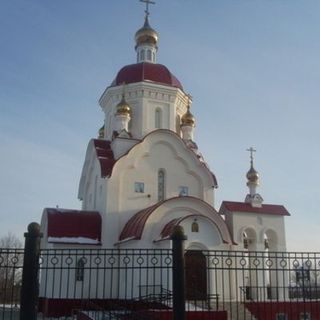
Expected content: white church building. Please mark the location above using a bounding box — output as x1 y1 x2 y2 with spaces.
39 4 290 316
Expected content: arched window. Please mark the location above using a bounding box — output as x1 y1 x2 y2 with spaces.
191 220 199 232
147 49 152 61
155 108 162 129
141 50 145 61
158 169 165 201
76 258 85 281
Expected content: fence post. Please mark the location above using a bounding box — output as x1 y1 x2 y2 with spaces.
20 222 42 320
171 225 187 320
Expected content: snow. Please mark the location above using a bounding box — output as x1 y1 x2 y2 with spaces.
47 236 100 244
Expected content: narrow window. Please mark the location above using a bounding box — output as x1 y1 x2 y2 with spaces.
155 108 162 129
76 258 85 281
158 169 165 201
191 220 199 232
147 49 152 61
141 50 145 61
135 182 144 193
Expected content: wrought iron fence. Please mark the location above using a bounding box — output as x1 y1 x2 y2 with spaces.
1 226 320 320
0 248 24 320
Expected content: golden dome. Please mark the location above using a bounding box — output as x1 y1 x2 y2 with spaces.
135 17 158 48
181 105 195 127
98 124 105 139
246 165 259 184
116 95 131 116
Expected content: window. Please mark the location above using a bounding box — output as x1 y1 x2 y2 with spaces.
300 313 311 320
155 108 162 128
191 220 199 232
140 50 145 61
76 258 85 281
179 186 188 196
134 182 144 193
147 49 152 61
158 169 165 201
276 314 287 320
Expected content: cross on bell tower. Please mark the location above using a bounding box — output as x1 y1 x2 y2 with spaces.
245 147 263 207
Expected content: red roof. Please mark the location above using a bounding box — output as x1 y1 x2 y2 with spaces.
119 197 233 243
119 202 160 241
93 139 116 178
112 62 183 90
221 201 290 216
45 208 102 244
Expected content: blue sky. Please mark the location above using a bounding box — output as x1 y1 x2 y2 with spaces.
1 0 319 251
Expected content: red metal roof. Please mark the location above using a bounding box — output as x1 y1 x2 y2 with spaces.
119 202 161 241
93 139 116 178
221 201 290 216
119 197 233 243
45 208 102 243
112 62 183 90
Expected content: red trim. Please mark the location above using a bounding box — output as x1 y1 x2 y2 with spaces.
221 201 290 216
119 196 233 244
39 298 227 319
246 301 320 320
93 139 115 178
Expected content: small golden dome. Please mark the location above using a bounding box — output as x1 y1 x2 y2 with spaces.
181 105 195 127
98 124 105 139
116 95 131 116
135 17 158 48
246 165 259 184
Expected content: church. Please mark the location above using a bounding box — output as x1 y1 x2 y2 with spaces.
39 3 291 315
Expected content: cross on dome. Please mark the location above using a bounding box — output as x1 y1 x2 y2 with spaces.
246 147 256 164
140 0 156 17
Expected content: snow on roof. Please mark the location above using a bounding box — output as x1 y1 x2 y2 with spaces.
44 208 102 244
221 201 290 216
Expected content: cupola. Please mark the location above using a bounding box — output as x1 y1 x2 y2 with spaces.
245 147 263 207
181 102 196 141
98 124 105 139
113 94 131 135
116 95 131 116
135 6 158 63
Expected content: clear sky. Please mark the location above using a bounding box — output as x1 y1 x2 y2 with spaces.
1 0 319 251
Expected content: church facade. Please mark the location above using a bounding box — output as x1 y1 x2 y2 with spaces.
39 6 290 314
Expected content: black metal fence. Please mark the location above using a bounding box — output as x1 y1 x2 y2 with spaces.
1 224 320 320
0 248 23 320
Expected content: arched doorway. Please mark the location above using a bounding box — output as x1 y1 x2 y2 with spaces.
185 250 207 300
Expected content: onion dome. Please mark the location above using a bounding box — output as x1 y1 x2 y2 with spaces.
112 62 183 90
181 105 196 127
135 16 158 49
98 124 105 139
246 164 259 185
116 95 131 116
